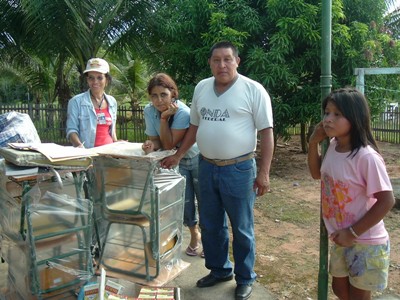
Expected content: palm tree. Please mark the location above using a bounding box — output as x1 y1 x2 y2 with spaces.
385 0 400 39
111 59 150 107
0 0 155 107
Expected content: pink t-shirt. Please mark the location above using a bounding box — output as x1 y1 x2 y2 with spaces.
320 139 393 245
94 108 113 147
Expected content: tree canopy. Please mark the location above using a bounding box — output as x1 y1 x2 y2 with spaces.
1 0 400 146
146 0 400 145
0 0 155 106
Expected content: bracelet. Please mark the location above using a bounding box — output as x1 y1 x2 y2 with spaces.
349 226 359 238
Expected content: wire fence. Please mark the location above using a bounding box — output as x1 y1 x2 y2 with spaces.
284 111 399 144
0 103 146 145
1 103 399 145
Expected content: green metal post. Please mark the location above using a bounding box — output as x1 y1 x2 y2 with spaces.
319 0 332 299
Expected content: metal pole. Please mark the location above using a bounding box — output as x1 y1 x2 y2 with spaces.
319 0 332 299
354 68 365 94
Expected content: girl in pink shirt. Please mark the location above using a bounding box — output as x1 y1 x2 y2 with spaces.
308 87 395 300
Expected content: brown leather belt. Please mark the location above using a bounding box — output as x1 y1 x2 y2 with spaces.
201 152 255 166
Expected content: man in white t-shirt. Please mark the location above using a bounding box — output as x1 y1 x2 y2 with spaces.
162 41 274 300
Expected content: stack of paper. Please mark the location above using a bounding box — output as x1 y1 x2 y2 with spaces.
8 142 97 162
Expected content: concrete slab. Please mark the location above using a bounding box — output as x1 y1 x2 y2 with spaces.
170 251 276 300
168 229 276 300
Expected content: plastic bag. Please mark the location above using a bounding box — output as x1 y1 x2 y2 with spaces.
0 111 41 147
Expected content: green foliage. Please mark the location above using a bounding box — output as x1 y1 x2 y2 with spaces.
201 13 249 48
0 0 155 107
342 0 386 25
1 0 400 143
144 0 253 100
107 51 150 107
141 0 400 141
270 97 293 141
0 72 28 104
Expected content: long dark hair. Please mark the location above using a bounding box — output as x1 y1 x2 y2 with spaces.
322 87 379 157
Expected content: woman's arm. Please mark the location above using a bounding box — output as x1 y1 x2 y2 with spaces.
159 118 187 150
66 98 83 147
158 103 187 150
69 132 84 148
111 124 118 142
161 124 198 168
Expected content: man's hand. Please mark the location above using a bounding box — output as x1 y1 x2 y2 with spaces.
161 154 181 169
254 172 270 196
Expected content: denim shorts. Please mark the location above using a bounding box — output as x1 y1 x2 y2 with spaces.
329 241 390 291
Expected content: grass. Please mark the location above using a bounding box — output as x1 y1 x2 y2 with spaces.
261 177 320 227
253 157 327 299
263 199 318 226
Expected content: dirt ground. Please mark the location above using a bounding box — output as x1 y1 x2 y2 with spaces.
254 135 400 299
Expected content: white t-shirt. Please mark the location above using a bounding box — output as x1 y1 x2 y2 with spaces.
190 74 273 159
321 138 393 245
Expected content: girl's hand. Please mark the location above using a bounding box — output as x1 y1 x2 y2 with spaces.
160 101 178 120
329 228 356 247
142 140 155 154
309 121 327 144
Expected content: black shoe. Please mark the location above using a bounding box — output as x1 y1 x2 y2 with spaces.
235 284 252 300
196 273 233 288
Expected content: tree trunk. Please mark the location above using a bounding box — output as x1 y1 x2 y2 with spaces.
54 58 72 140
300 122 307 153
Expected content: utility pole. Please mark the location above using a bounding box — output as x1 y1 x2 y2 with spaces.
318 0 332 299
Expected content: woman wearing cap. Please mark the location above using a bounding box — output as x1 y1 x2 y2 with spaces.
67 58 118 148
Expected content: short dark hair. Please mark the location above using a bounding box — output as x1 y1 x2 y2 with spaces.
322 87 379 157
147 73 179 99
209 41 239 58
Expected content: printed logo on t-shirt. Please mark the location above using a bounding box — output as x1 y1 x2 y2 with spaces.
200 107 229 121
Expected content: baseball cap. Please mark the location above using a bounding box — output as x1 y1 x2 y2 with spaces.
83 58 110 74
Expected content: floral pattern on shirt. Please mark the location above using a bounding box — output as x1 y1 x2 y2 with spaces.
321 173 356 228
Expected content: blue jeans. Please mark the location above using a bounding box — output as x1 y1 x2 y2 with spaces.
198 156 257 285
179 154 200 228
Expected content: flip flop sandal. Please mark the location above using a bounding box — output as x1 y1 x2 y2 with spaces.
185 245 199 256
201 250 205 258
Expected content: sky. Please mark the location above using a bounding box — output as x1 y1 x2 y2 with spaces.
389 0 400 12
